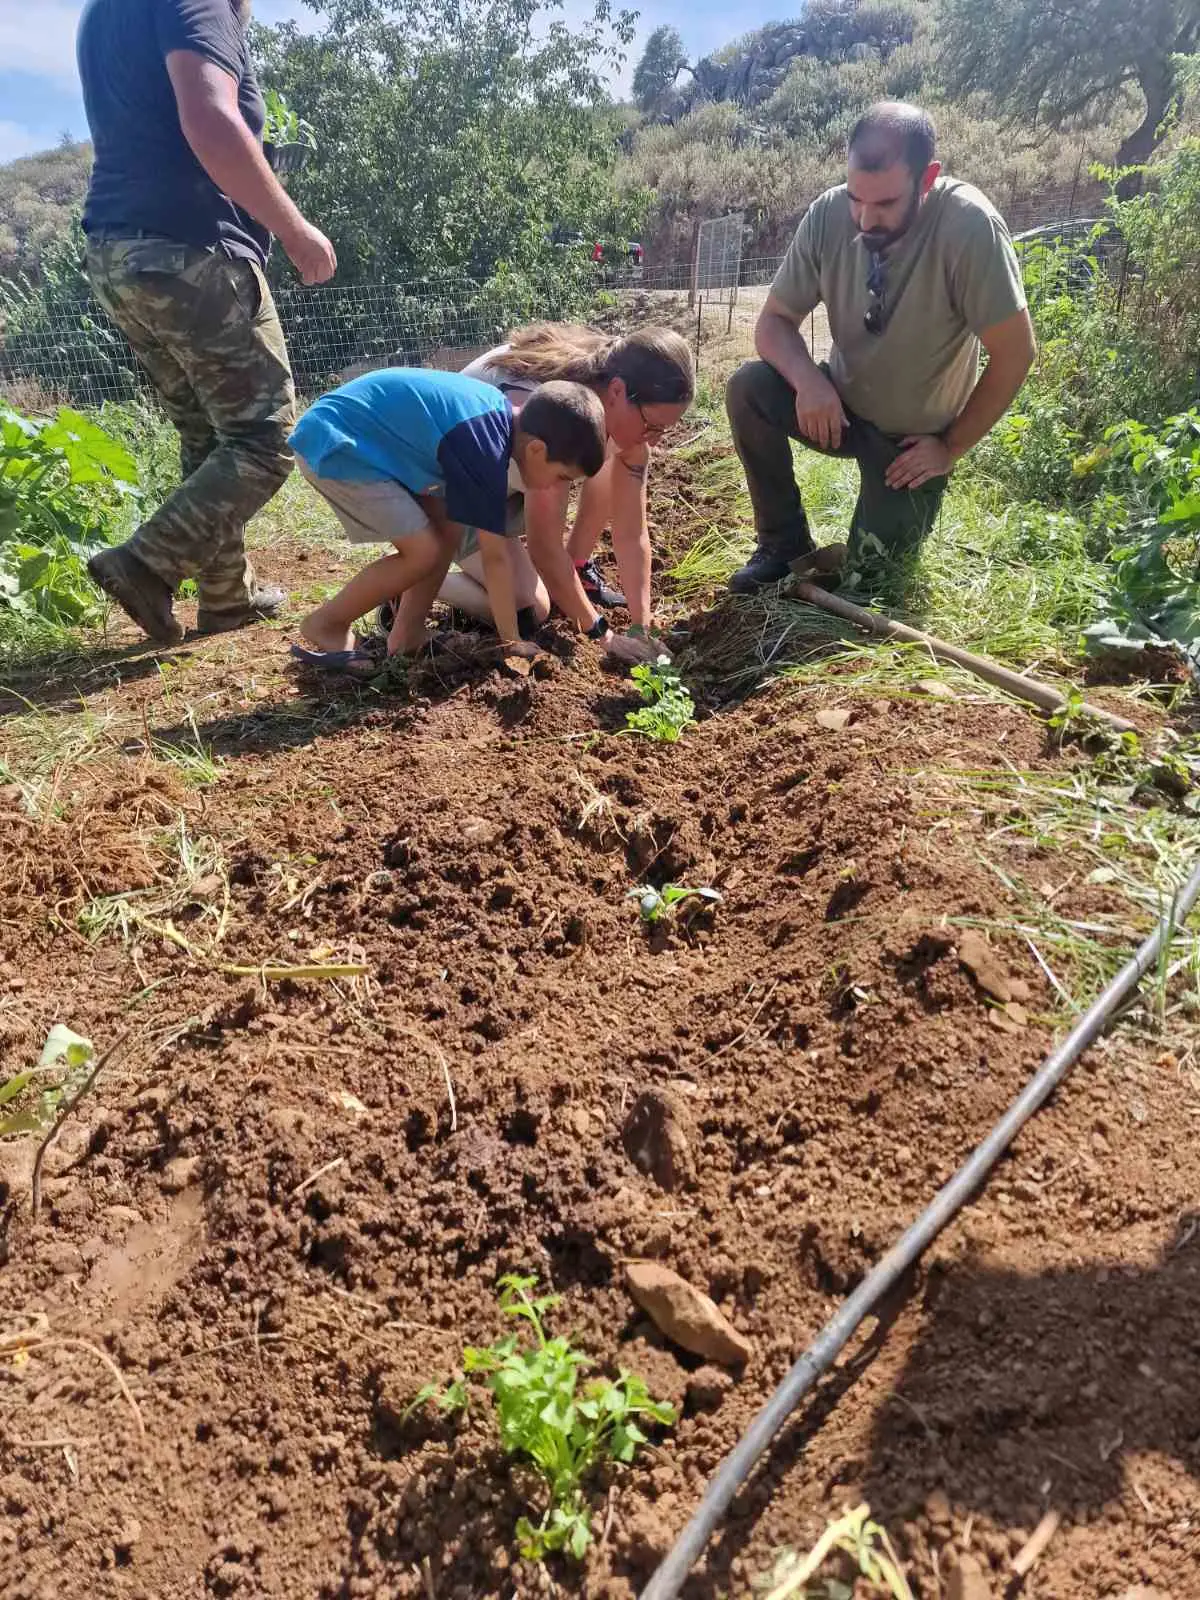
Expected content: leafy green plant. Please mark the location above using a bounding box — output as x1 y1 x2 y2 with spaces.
628 883 722 923
0 1025 95 1137
624 661 696 741
408 1273 676 1562
1075 412 1200 667
0 402 138 624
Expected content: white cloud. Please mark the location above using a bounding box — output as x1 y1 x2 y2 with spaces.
0 0 312 88
0 0 83 88
0 119 52 163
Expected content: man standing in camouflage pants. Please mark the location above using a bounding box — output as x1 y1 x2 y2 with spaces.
77 0 336 644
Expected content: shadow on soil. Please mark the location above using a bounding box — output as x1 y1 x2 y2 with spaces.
655 1217 1199 1597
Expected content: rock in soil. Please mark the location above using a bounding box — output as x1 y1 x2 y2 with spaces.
622 1089 696 1192
625 1261 752 1366
946 1554 994 1600
956 930 1016 1002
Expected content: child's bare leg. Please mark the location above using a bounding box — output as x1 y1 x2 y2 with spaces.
301 530 444 653
387 529 458 654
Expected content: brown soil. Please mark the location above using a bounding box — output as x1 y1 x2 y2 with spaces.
1 545 1198 1600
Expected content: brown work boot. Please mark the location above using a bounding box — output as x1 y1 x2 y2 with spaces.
196 584 287 634
88 545 183 645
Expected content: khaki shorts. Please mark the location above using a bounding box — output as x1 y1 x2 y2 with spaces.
456 493 525 562
297 456 431 544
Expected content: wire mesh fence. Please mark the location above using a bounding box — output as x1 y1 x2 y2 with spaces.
0 253 797 411
0 210 1130 415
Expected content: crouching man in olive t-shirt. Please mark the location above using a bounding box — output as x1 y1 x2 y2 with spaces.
726 101 1036 592
77 0 337 642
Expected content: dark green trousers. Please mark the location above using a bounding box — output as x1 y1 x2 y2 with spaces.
726 359 948 568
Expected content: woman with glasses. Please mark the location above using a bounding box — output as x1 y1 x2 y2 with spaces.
383 324 694 665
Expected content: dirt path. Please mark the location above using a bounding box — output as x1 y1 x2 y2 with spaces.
1 540 1197 1600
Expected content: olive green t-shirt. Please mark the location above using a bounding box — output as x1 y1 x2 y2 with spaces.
770 176 1026 438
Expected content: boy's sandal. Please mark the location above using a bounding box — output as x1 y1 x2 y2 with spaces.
289 643 379 678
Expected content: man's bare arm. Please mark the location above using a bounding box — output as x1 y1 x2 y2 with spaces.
166 51 336 284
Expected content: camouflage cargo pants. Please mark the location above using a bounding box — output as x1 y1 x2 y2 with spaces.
85 236 296 616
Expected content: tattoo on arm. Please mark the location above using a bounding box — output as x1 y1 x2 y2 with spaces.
620 457 648 482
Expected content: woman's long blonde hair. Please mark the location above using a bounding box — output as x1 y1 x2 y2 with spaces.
499 323 695 406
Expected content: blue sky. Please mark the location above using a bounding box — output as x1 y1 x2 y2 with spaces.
0 0 789 164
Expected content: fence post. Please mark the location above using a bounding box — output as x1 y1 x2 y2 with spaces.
688 218 701 311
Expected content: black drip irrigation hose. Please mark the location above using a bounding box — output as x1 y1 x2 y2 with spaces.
641 858 1200 1600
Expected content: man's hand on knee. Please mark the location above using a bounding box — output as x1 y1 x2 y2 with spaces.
886 435 954 491
793 368 848 450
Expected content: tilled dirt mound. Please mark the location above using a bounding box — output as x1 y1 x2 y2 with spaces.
1 596 1198 1600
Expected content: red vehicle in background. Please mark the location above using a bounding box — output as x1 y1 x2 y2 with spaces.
548 229 643 278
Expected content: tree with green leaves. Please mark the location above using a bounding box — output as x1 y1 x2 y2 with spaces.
632 25 690 112
936 0 1200 171
251 0 642 287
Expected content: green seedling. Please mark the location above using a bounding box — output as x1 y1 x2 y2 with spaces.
407 1273 675 1563
623 662 696 742
628 883 723 924
0 1024 94 1137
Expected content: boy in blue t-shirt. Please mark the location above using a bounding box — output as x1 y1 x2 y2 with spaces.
289 368 607 669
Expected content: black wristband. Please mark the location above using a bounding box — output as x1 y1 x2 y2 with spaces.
585 615 611 641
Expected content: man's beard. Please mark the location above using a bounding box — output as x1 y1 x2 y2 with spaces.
858 180 922 252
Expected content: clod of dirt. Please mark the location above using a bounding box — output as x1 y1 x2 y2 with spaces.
916 679 956 699
925 1487 952 1526
622 1090 696 1192
946 1554 993 1600
815 707 853 732
624 1261 752 1366
501 653 533 679
114 1519 141 1558
987 1008 1021 1035
159 1155 202 1193
685 1365 733 1413
957 930 1019 1003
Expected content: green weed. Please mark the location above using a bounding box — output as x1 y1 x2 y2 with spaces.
628 883 722 923
0 1024 95 1137
151 708 224 787
408 1273 675 1562
760 1502 913 1600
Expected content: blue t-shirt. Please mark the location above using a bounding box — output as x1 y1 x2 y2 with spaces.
78 0 270 267
290 369 516 536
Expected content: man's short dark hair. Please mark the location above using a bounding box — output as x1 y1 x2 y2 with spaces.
848 101 936 179
519 381 607 477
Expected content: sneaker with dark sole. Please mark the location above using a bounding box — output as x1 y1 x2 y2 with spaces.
196 585 287 633
576 557 625 609
87 545 183 645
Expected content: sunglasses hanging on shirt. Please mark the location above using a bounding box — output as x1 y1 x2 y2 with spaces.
864 250 887 335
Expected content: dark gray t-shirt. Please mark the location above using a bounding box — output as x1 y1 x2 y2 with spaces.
771 177 1026 437
78 0 270 267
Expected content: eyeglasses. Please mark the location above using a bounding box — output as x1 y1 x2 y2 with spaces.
631 398 677 440
864 249 887 335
